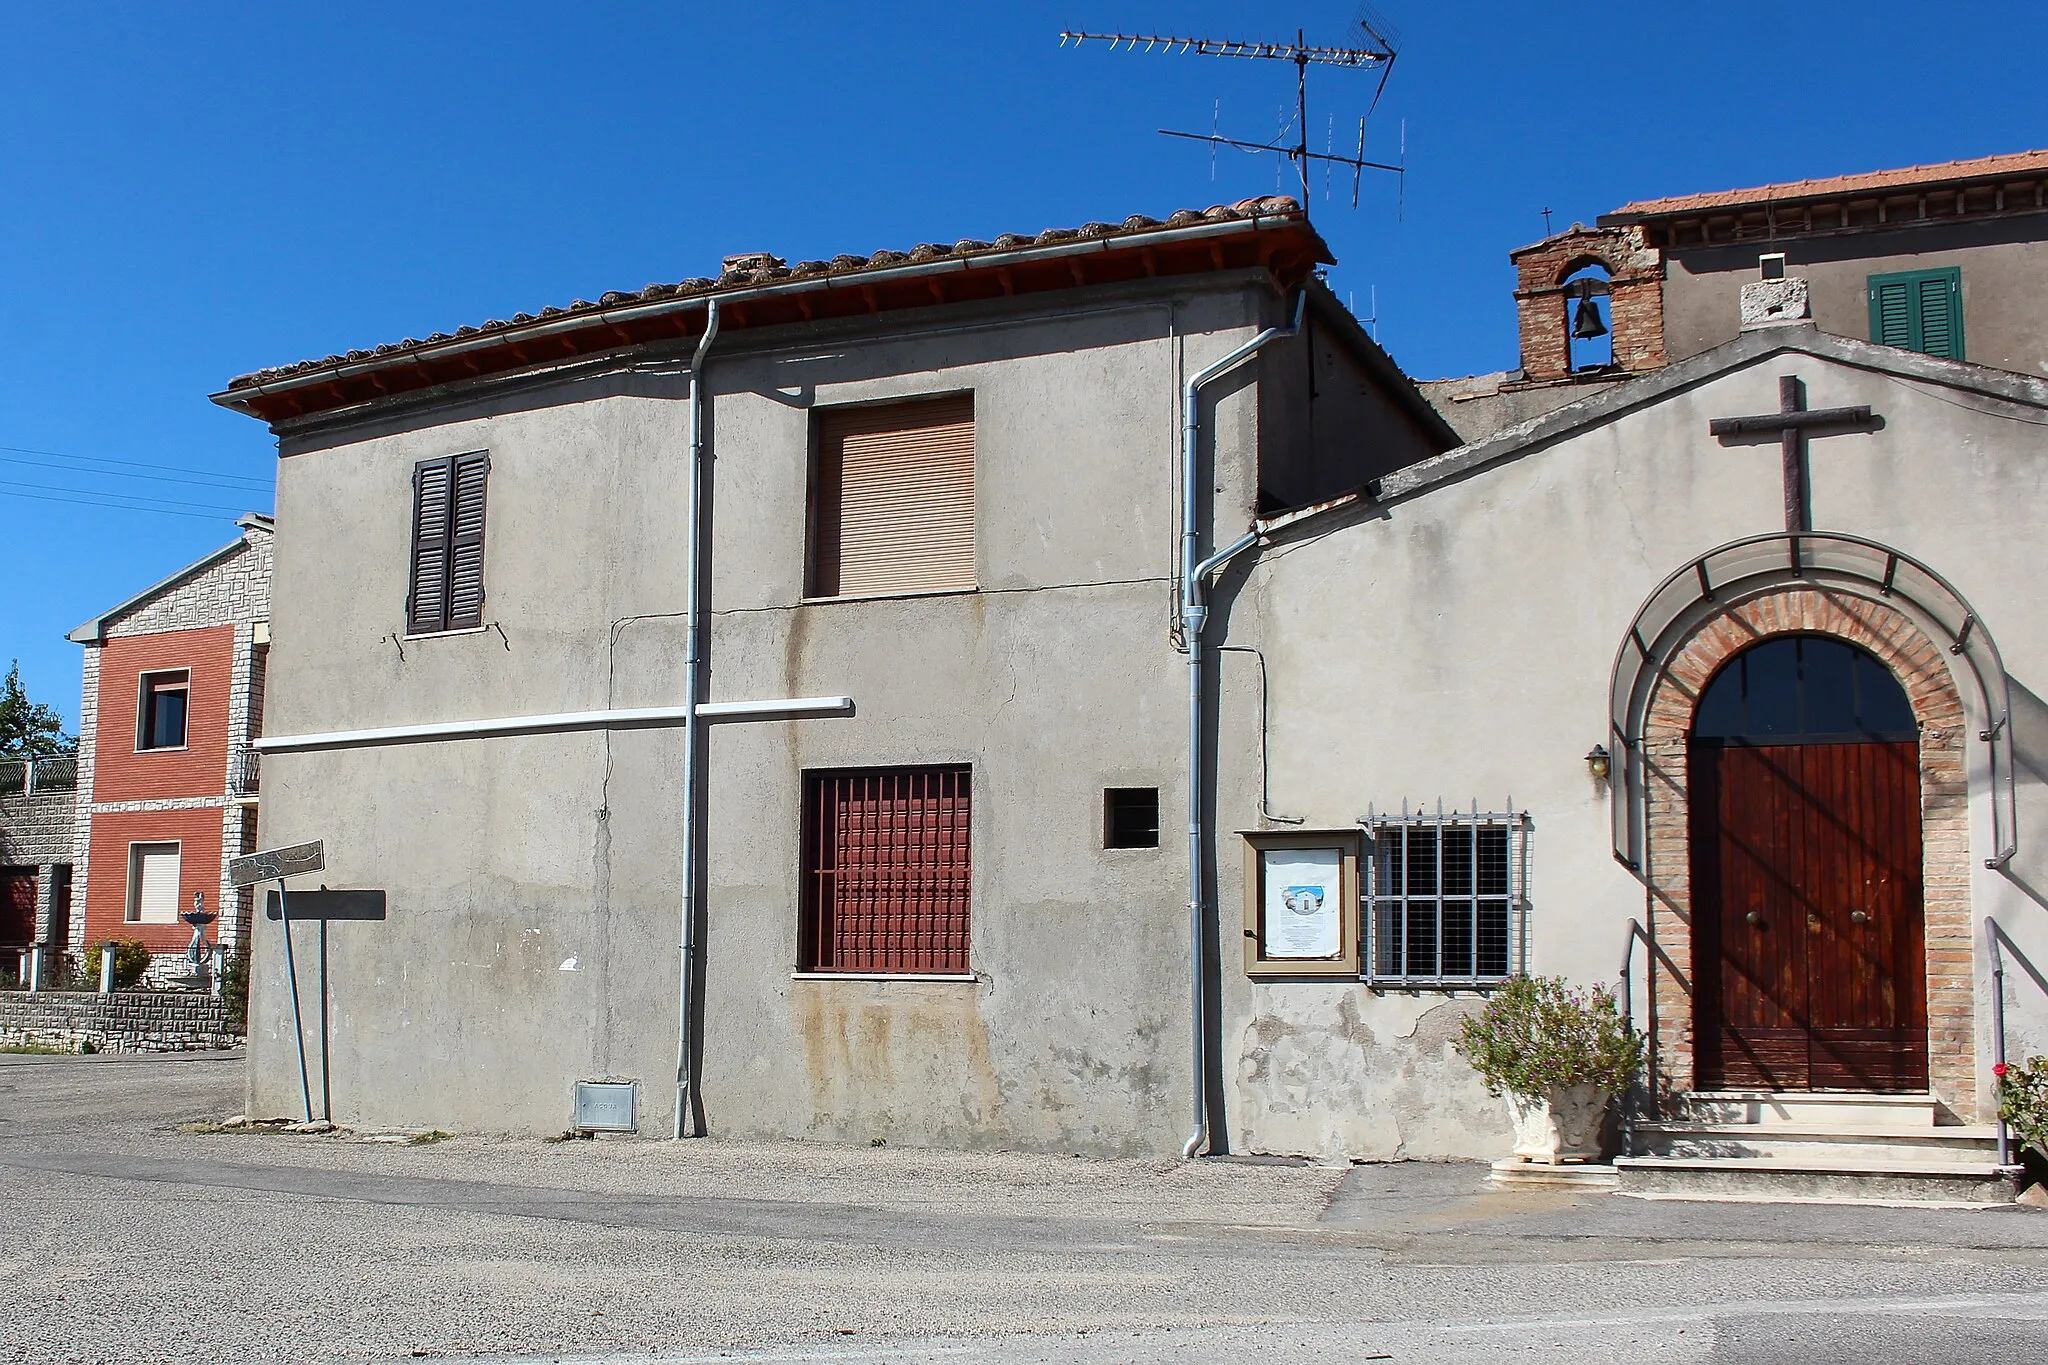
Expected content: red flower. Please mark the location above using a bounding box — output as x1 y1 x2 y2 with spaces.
1993 1062 2009 1079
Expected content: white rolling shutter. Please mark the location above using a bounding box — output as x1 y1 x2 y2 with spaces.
129 843 182 925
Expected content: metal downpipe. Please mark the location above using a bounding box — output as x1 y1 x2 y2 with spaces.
1986 916 2010 1168
1178 291 1305 1161
676 299 721 1139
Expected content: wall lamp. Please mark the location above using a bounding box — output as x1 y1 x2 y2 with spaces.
1585 744 1611 780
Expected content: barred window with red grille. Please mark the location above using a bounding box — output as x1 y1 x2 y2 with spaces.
801 766 971 975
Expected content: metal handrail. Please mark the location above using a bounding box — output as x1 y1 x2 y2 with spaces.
1986 916 2013 1168
0 756 78 796
230 745 261 795
1618 917 1654 1157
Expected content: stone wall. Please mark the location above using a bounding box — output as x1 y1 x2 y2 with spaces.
0 790 79 867
0 989 240 1053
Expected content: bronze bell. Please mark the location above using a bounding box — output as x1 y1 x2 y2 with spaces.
1572 294 1609 340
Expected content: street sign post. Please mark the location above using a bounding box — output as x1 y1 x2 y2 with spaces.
232 841 327 1123
229 840 324 888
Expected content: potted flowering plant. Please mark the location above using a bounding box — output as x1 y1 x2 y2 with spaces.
1455 974 1644 1165
1995 1056 2047 1162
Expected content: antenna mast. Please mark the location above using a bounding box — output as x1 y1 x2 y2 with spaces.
1059 12 1402 210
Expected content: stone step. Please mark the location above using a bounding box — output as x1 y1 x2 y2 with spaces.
1488 1158 1620 1189
1615 1155 2022 1207
1635 1122 2002 1167
1680 1090 1941 1128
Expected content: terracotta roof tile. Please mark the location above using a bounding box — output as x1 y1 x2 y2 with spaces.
228 197 1304 391
1607 149 2048 220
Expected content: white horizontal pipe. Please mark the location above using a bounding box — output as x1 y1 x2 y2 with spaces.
252 696 853 754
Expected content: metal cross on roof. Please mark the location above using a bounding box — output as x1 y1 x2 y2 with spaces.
1709 376 1879 533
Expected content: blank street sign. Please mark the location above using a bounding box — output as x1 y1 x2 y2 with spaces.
263 889 386 921
230 840 325 888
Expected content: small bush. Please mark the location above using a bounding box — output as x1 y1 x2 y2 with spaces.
83 940 152 990
1998 1055 2048 1159
220 949 251 1032
53 952 91 992
1455 974 1644 1099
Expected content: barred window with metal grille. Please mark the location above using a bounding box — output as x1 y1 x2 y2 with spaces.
1365 808 1527 987
800 765 972 976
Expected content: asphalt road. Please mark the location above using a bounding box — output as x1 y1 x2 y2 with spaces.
1 1052 2044 1364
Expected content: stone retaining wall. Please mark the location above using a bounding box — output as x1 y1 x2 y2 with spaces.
0 990 241 1053
0 790 79 866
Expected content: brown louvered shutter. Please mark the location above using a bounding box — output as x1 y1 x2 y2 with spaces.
448 452 489 629
407 452 489 634
407 458 454 634
811 395 975 597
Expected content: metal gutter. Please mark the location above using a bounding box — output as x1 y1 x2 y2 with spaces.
249 697 853 754
1177 289 1306 1161
674 299 719 1140
210 213 1316 411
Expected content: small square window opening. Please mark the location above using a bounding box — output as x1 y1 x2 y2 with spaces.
138 670 190 751
1104 788 1160 849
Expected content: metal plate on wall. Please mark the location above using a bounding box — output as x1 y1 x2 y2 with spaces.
264 889 387 921
573 1081 637 1133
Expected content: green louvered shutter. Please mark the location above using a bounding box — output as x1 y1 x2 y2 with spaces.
1871 278 1913 349
1868 267 1964 360
1915 272 1959 359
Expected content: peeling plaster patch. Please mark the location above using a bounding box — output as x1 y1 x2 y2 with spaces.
792 980 1004 1145
1233 985 1513 1161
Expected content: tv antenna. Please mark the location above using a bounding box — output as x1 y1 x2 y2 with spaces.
1059 9 1403 210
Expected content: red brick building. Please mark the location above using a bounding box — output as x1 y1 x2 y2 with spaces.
68 517 272 974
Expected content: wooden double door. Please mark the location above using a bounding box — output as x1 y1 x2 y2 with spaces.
1688 636 1928 1092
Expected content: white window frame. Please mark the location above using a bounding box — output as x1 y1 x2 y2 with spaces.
125 841 183 925
1364 805 1529 988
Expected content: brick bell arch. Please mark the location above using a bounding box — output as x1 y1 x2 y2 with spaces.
1638 586 1975 1114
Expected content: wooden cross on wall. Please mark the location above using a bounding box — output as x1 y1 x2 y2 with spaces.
1709 376 1878 533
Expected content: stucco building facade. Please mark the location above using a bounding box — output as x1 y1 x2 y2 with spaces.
216 160 2048 1200
216 201 1465 1153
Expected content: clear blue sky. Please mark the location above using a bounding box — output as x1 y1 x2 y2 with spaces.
4 2 2044 729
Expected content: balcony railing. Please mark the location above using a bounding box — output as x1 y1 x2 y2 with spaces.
0 756 78 797
230 745 261 796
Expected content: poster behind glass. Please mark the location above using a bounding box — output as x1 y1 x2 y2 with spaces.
1261 846 1342 959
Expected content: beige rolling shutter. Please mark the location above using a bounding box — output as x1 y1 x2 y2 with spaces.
130 843 182 925
812 396 975 597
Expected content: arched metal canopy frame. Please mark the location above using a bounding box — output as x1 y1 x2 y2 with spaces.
1608 531 2017 876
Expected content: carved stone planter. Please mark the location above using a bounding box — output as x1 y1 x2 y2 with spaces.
1506 1083 1611 1165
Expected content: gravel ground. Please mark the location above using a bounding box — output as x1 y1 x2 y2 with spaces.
1 1051 2044 1364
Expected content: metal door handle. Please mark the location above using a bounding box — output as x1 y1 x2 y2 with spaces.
1745 911 1762 926
1850 910 1869 925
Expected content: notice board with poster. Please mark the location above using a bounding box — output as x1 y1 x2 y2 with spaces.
1241 829 1360 977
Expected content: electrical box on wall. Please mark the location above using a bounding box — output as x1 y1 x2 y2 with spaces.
1240 829 1361 978
573 1080 638 1133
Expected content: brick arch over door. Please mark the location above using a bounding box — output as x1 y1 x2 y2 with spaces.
1640 586 1974 1114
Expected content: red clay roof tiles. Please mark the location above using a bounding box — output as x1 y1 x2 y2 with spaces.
1607 149 2048 220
